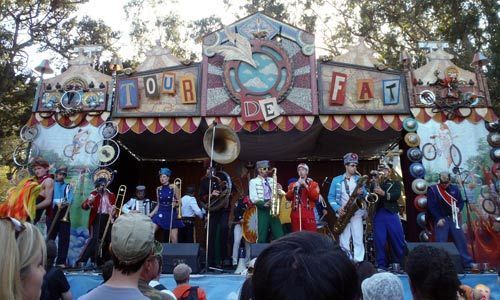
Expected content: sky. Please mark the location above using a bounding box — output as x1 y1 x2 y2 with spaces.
27 0 338 75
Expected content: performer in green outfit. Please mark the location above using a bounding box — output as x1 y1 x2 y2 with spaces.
249 160 284 243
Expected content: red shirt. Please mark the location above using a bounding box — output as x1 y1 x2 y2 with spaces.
173 283 207 300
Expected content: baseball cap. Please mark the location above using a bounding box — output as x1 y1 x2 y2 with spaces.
173 263 192 281
111 213 155 264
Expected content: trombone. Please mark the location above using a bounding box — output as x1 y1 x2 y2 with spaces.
173 178 182 219
99 185 126 257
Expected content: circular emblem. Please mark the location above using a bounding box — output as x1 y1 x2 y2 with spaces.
404 133 421 148
403 118 418 132
409 162 426 179
407 147 423 162
100 121 119 139
411 179 428 195
414 195 428 211
223 39 292 104
20 125 40 142
60 90 83 109
418 90 435 104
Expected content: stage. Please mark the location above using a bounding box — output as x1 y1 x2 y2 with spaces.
68 272 499 299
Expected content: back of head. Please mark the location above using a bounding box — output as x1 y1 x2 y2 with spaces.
406 245 460 300
252 231 358 300
0 219 21 300
46 240 57 269
173 263 192 284
361 272 403 300
356 261 376 288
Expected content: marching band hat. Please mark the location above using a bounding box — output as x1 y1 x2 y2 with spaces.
407 147 423 162
404 133 421 148
403 117 418 132
343 153 359 165
56 165 68 175
256 160 270 169
32 157 49 168
159 167 172 176
136 185 146 191
411 178 428 194
409 162 425 178
297 163 309 173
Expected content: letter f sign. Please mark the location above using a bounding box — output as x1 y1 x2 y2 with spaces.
329 72 347 105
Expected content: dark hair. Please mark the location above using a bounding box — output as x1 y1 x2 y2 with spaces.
406 245 460 300
356 261 376 289
45 240 57 271
101 260 114 282
239 277 254 300
186 184 196 195
252 231 358 300
110 248 149 275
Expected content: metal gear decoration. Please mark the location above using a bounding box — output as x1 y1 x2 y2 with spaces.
99 121 119 139
91 139 120 167
20 124 40 142
13 142 40 167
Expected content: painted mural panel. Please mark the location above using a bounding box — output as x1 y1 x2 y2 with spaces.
418 119 498 265
33 124 102 266
318 62 409 114
113 64 201 117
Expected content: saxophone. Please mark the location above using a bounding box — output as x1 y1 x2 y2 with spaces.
270 168 281 216
332 175 368 235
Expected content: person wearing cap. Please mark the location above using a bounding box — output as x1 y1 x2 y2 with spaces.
361 272 404 300
123 185 152 215
179 184 204 243
285 163 320 232
150 167 184 243
79 213 155 300
427 172 473 268
327 152 366 262
33 157 55 223
46 165 74 267
198 161 231 267
371 163 405 270
139 242 176 300
172 263 207 300
76 177 116 266
249 160 284 243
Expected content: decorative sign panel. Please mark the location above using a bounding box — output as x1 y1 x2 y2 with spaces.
113 64 201 117
318 62 409 114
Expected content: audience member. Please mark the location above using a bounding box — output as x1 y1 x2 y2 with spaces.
41 240 72 300
0 217 47 300
406 245 461 300
355 261 376 293
78 213 155 300
252 231 359 300
138 242 176 300
101 260 114 283
361 272 403 300
473 284 490 300
173 263 207 300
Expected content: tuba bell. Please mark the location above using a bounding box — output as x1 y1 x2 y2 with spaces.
203 123 241 164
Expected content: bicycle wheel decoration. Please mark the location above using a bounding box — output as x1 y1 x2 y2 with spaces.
84 140 98 154
13 142 40 167
99 121 119 139
19 125 40 142
91 139 120 167
449 144 462 167
421 143 437 161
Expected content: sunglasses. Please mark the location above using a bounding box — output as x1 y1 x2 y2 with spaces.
348 164 358 167
260 167 269 171
2 217 26 239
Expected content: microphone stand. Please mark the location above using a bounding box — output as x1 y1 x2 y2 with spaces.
205 122 216 273
93 189 104 269
453 167 476 262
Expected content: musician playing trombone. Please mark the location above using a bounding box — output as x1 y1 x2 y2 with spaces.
150 167 184 243
427 171 473 268
76 177 116 267
327 153 366 263
372 163 405 271
46 165 73 267
285 163 320 232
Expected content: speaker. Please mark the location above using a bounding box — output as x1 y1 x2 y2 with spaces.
405 242 463 273
250 243 269 259
162 243 200 274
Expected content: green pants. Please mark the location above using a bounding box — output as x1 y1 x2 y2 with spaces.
257 206 284 243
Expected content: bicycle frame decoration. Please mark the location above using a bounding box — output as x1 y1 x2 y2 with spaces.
403 48 491 120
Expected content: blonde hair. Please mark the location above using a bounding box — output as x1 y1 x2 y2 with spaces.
0 220 46 300
0 219 21 300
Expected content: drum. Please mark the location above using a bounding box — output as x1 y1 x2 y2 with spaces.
242 206 258 243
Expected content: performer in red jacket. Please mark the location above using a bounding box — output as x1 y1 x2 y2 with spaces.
286 163 320 232
76 177 116 267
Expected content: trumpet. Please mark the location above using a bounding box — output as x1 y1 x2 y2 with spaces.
365 170 382 205
270 168 282 217
60 200 71 222
173 178 182 219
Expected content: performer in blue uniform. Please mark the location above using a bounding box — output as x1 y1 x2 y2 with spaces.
151 167 184 243
427 171 473 268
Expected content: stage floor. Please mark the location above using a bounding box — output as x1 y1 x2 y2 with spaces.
68 272 499 299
